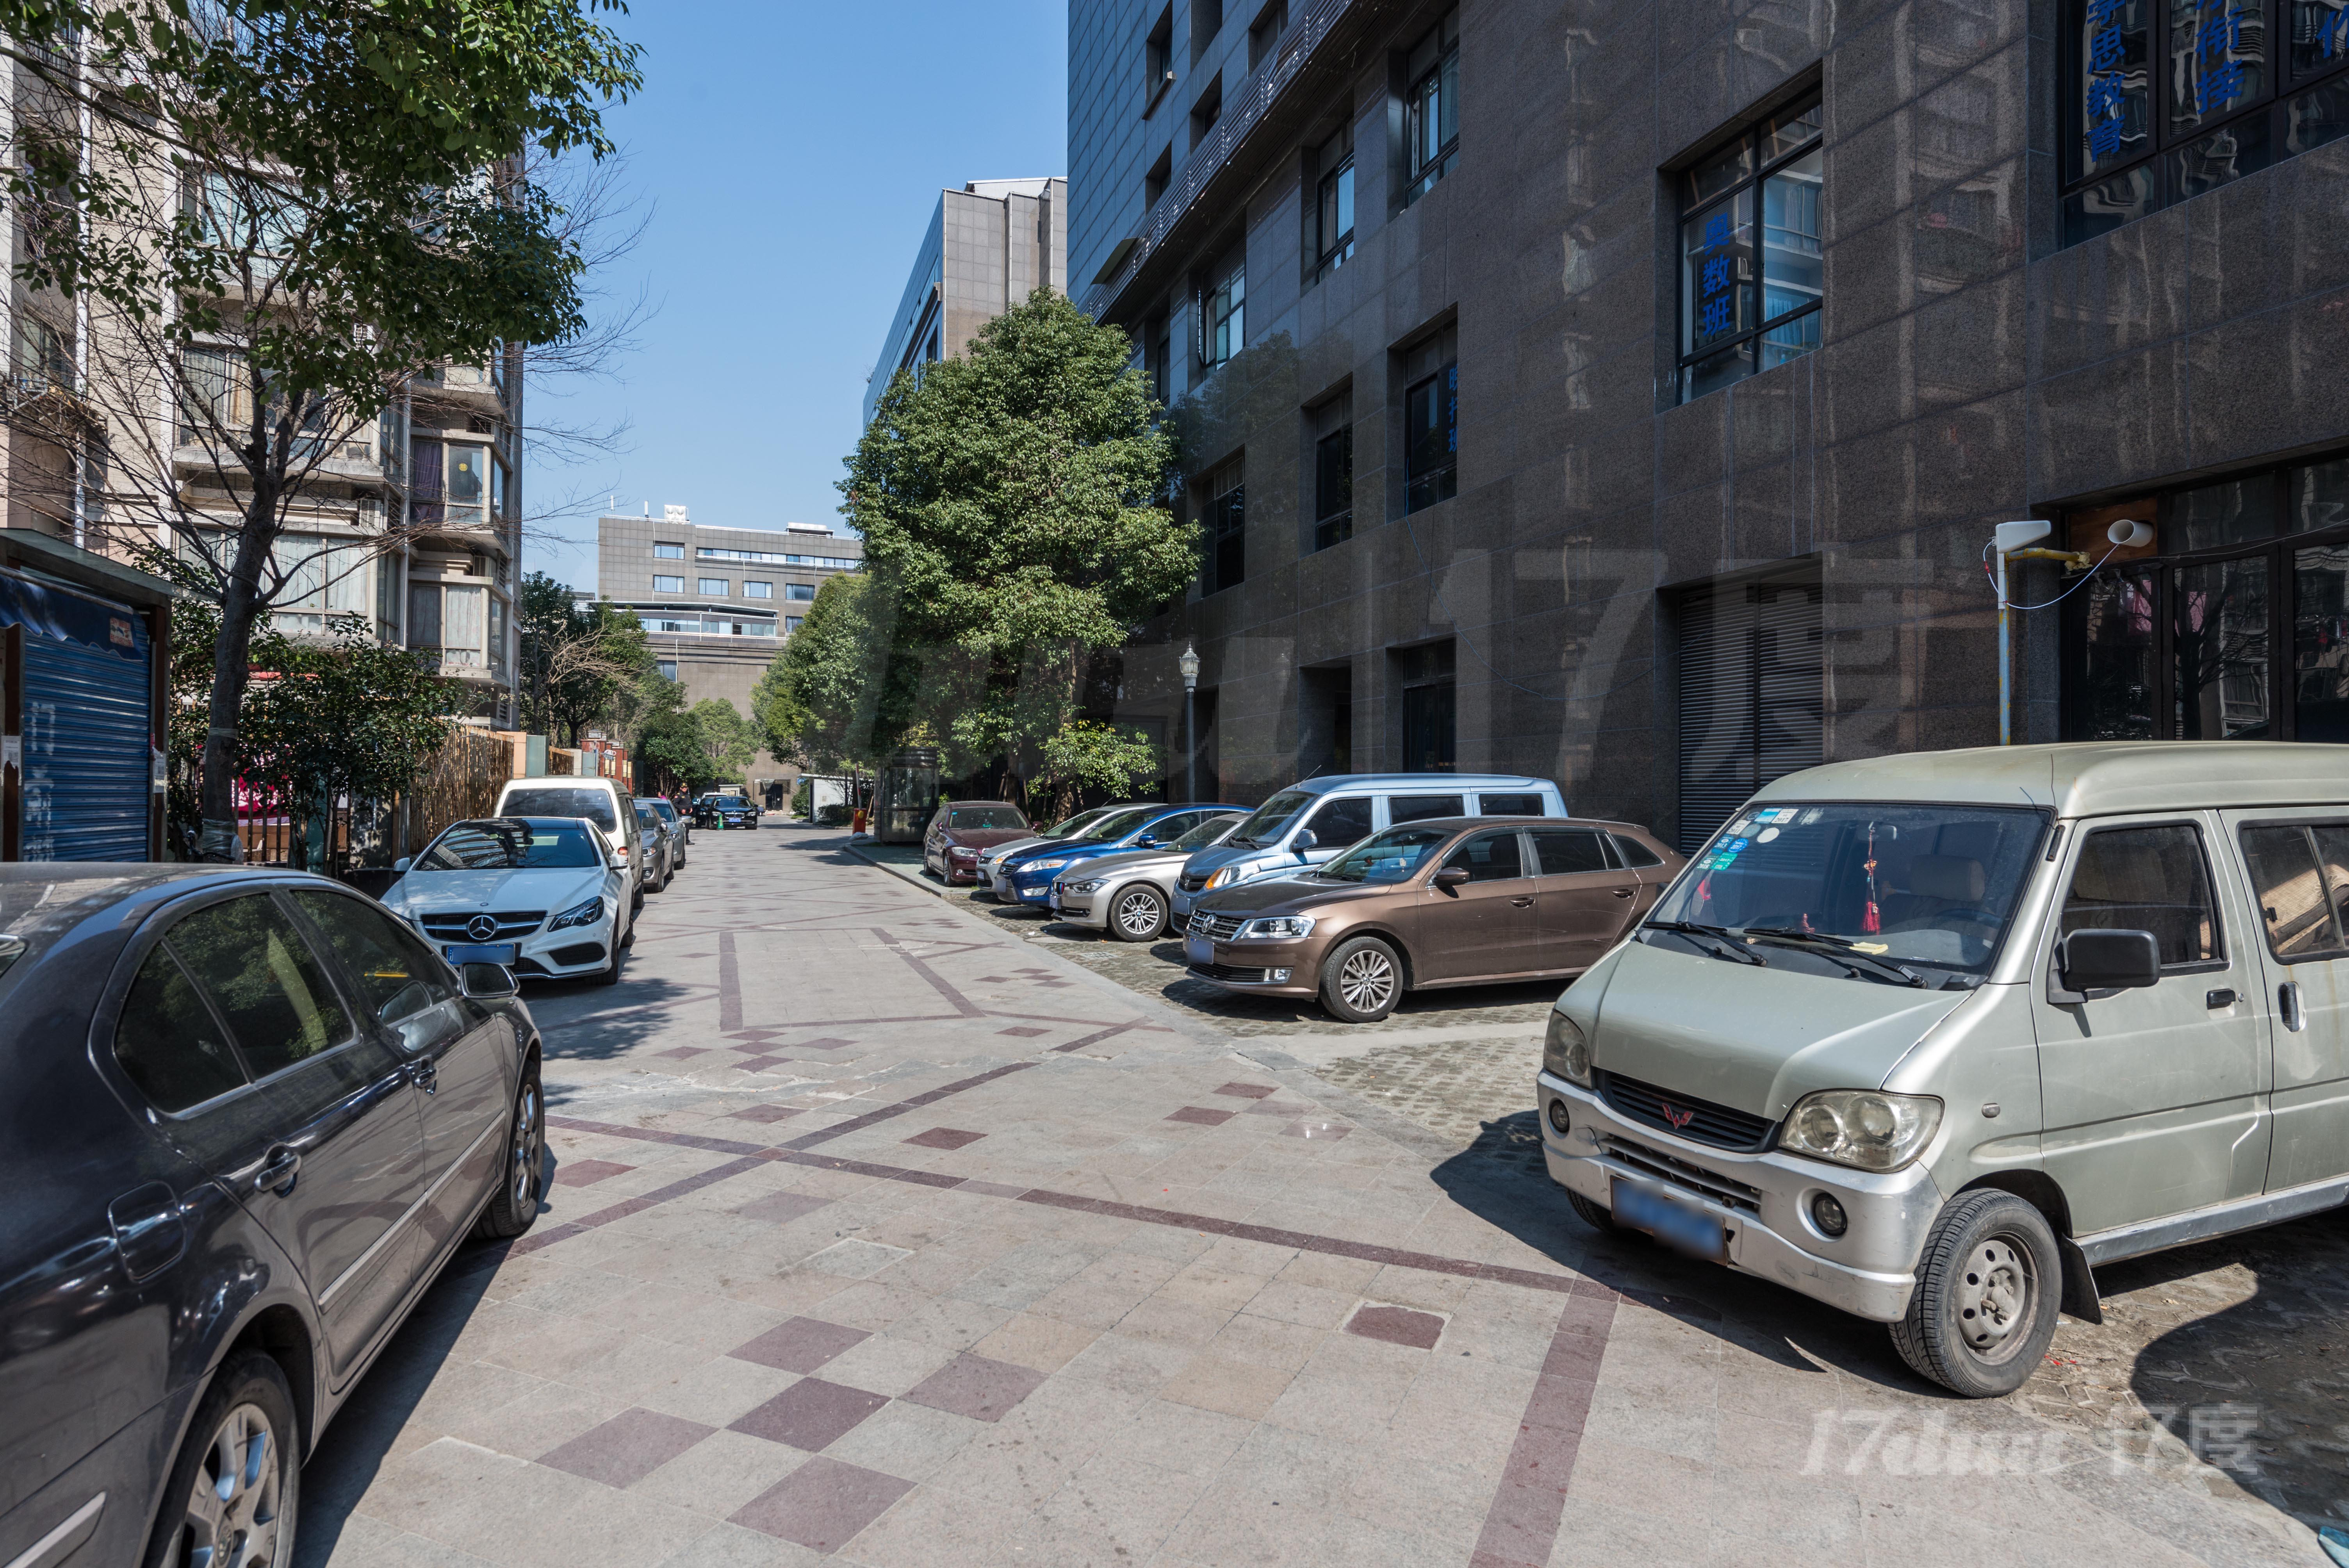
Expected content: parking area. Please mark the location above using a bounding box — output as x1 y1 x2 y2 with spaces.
292 825 2343 1566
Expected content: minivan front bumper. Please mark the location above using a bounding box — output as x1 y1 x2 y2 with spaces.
1535 1070 1941 1322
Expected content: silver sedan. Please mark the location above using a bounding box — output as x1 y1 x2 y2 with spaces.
1048 813 1244 941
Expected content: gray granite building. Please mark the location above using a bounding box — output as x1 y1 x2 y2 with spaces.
594 506 864 719
865 178 1071 427
1069 0 2349 847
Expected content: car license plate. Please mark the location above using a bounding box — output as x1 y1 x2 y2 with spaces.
1184 932 1214 966
442 942 519 966
1609 1177 1728 1262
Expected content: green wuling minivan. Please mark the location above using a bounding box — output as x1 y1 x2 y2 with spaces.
1536 742 2349 1396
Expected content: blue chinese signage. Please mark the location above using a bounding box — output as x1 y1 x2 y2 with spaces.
2079 0 2148 175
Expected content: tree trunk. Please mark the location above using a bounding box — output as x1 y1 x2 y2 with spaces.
195 487 278 862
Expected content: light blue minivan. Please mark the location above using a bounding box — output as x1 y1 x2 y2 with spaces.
1169 773 1570 922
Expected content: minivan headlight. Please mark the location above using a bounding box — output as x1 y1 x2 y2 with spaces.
1543 1012 1593 1085
1238 915 1315 940
550 896 606 932
1777 1090 1943 1172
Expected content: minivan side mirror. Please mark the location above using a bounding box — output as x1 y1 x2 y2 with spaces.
1434 865 1470 889
2060 929 2161 993
1291 830 1317 853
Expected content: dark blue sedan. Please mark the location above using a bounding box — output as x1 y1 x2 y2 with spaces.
997 804 1246 907
0 866 545 1568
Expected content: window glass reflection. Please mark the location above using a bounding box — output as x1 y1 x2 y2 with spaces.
2175 472 2274 549
2294 544 2349 740
2078 567 2158 738
2174 555 2271 737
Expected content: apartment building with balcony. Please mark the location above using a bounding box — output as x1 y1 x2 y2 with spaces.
864 177 1070 427
1071 0 2349 846
595 506 865 716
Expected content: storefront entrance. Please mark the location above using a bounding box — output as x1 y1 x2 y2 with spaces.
2065 454 2349 743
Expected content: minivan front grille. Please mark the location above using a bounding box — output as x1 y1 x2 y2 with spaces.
421 911 546 941
1599 1135 1763 1213
1599 1071 1774 1151
1188 911 1245 940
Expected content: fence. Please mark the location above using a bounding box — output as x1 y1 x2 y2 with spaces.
221 719 510 877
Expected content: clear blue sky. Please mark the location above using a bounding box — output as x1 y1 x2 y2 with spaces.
522 0 1068 596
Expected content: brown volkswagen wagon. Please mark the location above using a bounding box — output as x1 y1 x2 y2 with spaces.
1182 817 1684 1022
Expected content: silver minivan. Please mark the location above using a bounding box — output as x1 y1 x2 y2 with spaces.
1171 773 1570 922
1536 742 2349 1397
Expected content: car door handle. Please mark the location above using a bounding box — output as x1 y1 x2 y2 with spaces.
1611 887 1635 898
2205 987 2236 1009
2280 981 2306 1032
1511 896 1535 908
409 1057 438 1095
253 1147 301 1196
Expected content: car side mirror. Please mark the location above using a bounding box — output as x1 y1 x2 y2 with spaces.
392 857 412 875
1291 830 1317 853
458 962 519 999
2059 929 2161 992
1434 865 1470 890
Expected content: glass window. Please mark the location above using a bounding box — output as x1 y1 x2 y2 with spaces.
652 574 684 593
446 445 486 522
1302 793 1374 846
1174 813 1242 848
1677 96 1822 401
1404 365 1457 513
1531 828 1611 873
1202 245 1245 369
1610 832 1666 868
744 580 772 598
1313 127 1355 274
2238 824 2349 958
114 946 248 1112
1312 393 1352 551
2294 543 2349 740
2174 555 2271 737
946 805 1028 830
1444 829 1525 881
290 889 454 1026
1202 457 1244 595
657 659 678 680
1316 825 1453 884
443 584 485 663
417 819 604 870
1389 793 1465 823
785 617 804 633
497 786 620 834
2061 824 2221 965
2177 472 2275 550
698 577 729 595
2065 0 2349 243
2075 566 2160 739
1404 7 1460 202
653 542 684 559
2291 456 2349 533
786 583 816 601
1479 792 1546 817
168 896 355 1078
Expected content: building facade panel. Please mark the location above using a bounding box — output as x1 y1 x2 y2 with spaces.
1074 0 2349 845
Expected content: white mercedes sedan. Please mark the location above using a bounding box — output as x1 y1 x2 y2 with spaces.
383 816 634 985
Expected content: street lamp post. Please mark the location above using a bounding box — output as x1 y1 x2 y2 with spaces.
1178 641 1200 803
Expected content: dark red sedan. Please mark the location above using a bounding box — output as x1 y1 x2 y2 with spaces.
923 802 1032 884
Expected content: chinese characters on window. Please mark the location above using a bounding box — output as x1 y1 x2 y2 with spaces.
1677 96 1822 402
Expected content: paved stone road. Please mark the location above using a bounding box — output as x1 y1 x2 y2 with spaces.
301 825 2340 1567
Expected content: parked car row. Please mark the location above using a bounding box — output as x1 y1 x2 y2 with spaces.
920 774 1679 1024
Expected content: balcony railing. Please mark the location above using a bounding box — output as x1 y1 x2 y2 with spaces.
1081 0 1355 321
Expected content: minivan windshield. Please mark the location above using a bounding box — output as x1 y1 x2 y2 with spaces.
420 820 604 871
1649 802 2049 975
1226 790 1312 848
500 786 618 832
1173 813 1242 850
1315 825 1453 884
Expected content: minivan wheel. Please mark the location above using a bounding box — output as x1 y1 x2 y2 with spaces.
1565 1190 1618 1233
474 1058 545 1239
1110 885 1168 942
144 1351 298 1568
1320 936 1402 1023
1889 1190 2063 1398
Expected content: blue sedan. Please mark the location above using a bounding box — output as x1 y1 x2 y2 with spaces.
997 803 1246 907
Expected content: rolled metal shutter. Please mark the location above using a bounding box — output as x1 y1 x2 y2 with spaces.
1675 577 1822 853
2 573 152 861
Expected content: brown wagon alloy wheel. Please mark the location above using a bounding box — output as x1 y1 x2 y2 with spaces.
1320 935 1403 1023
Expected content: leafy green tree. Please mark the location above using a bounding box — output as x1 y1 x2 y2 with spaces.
0 0 642 858
838 289 1193 802
752 573 914 772
1032 721 1162 822
692 698 761 780
517 574 656 744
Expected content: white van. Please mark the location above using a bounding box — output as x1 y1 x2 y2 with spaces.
493 777 642 907
1536 742 2349 1396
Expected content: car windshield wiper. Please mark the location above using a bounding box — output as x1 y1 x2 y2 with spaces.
1641 920 1766 966
1740 927 1926 987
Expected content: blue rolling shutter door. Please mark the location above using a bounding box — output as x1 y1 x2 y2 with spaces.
3 574 152 861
